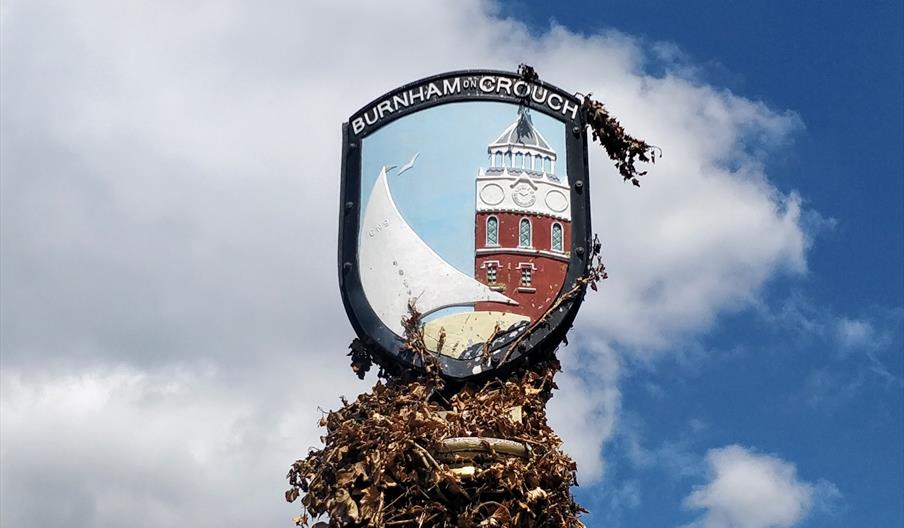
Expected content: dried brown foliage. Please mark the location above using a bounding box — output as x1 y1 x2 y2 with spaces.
348 339 374 380
582 95 660 187
313 241 609 526
517 63 659 187
516 63 539 83
401 299 441 378
286 359 586 527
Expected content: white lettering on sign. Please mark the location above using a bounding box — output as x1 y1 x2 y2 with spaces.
368 218 391 238
561 99 579 120
425 82 442 99
479 76 496 93
531 85 548 104
410 86 426 104
442 77 460 94
393 92 410 109
350 74 579 135
496 77 513 96
377 100 393 119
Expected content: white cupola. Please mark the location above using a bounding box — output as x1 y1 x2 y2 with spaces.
486 107 558 179
476 108 571 221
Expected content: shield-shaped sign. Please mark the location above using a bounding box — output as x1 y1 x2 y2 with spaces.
339 70 591 380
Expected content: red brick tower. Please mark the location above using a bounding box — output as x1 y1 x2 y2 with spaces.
474 108 571 320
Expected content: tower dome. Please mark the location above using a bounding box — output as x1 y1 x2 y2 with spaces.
491 107 552 150
486 107 559 180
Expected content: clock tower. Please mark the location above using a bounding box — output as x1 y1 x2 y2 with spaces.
474 108 571 321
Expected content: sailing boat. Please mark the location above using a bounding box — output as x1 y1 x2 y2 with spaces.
359 165 517 336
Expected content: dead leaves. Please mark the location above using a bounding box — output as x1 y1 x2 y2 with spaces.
348 339 374 380
520 63 660 187
525 487 548 504
286 359 586 527
328 489 360 524
581 94 660 187
402 299 441 378
517 63 539 83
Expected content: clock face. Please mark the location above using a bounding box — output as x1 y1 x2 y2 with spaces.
512 184 536 207
479 183 505 206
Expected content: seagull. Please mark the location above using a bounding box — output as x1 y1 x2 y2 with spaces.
397 152 420 176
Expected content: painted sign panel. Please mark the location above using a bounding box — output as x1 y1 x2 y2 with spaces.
339 70 591 380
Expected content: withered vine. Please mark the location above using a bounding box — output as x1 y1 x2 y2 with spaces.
518 63 660 187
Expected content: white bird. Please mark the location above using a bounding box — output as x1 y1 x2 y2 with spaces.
397 152 420 176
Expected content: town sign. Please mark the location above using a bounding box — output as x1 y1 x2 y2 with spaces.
338 70 592 379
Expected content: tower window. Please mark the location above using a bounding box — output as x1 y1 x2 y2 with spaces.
505 151 512 167
552 223 563 252
486 265 497 284
495 152 503 166
515 152 523 168
544 157 551 173
535 154 543 170
519 218 531 248
486 216 498 246
520 267 532 287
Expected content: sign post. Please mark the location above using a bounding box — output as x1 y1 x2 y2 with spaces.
287 67 656 528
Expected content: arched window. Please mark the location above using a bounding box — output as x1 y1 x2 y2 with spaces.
535 154 543 170
552 223 563 252
505 151 512 167
486 216 498 246
519 218 531 248
495 152 503 166
544 157 552 173
515 152 523 168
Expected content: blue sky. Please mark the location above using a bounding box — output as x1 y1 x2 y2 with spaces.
1 2 901 527
502 2 904 526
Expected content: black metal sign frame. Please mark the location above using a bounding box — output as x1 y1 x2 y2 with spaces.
338 69 591 380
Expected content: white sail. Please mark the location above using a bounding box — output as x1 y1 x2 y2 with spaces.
359 167 517 336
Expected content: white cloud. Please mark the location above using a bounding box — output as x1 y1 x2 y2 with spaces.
547 340 621 482
1 0 817 524
0 363 360 527
683 445 840 528
835 317 876 349
801 368 864 410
